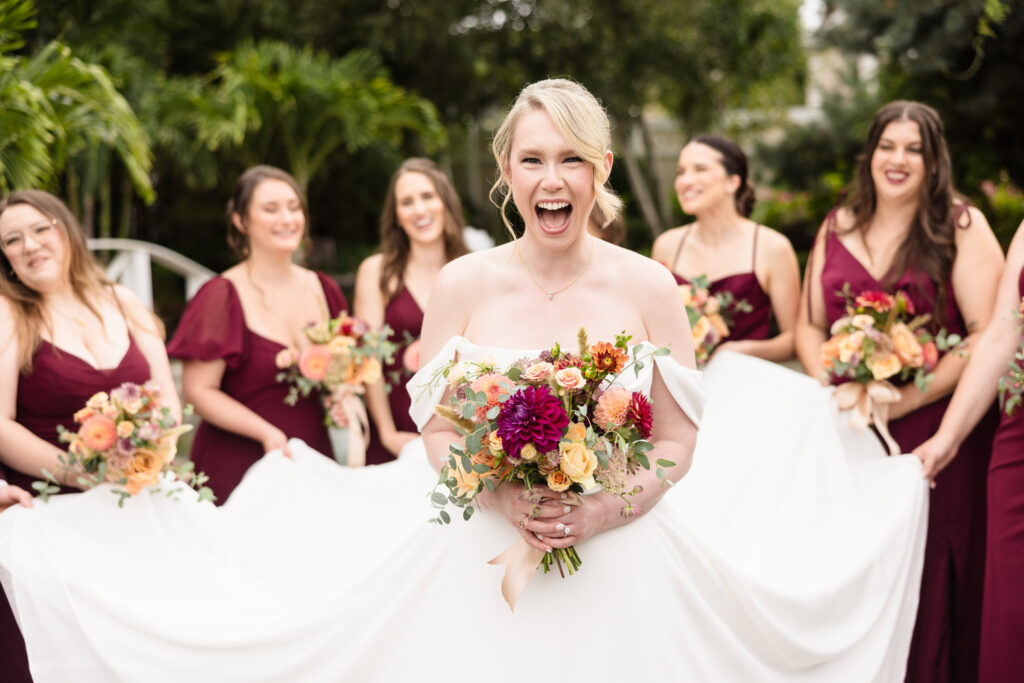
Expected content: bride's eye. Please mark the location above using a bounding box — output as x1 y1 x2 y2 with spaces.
521 157 541 165
565 156 584 164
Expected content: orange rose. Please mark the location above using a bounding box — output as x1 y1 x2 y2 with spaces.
124 448 164 494
891 323 924 369
867 352 902 380
546 470 572 492
837 331 865 364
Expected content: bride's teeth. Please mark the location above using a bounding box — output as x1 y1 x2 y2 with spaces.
537 201 570 211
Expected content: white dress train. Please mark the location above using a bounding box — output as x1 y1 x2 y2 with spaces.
0 342 927 682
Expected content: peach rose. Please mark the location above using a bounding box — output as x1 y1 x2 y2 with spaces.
86 392 110 410
851 314 876 329
327 335 356 356
79 415 117 452
74 406 95 423
522 361 554 383
690 316 711 345
564 421 587 443
559 440 597 490
837 331 865 364
350 357 382 385
402 339 421 373
299 345 332 381
867 352 902 380
116 420 135 439
275 347 299 369
124 448 164 494
546 470 572 492
122 398 144 415
708 313 729 339
554 367 585 392
891 323 924 369
678 285 694 307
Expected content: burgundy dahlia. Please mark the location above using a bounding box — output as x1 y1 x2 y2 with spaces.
495 385 569 461
627 391 654 439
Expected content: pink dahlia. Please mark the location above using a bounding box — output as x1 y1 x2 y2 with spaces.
495 385 569 462
628 391 654 439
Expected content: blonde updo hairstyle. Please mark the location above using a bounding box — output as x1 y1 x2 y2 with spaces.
490 79 622 238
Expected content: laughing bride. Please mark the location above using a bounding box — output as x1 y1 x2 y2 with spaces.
0 79 927 682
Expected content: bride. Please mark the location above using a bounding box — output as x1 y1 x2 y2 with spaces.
0 79 927 682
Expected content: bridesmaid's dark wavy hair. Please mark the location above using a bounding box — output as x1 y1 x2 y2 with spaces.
227 165 311 261
378 158 468 300
843 101 967 326
689 135 756 218
0 190 156 372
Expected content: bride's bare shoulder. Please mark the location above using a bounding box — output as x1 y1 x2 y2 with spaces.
434 244 516 292
602 241 678 292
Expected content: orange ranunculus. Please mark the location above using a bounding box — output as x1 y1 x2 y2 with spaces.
891 323 924 369
124 448 164 494
79 415 117 452
298 345 332 381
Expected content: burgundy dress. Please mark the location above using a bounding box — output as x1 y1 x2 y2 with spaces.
365 286 423 465
4 335 151 683
820 230 997 683
978 265 1024 682
669 224 772 342
167 274 347 503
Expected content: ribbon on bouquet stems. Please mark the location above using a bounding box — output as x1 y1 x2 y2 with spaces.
330 385 369 467
832 380 902 456
488 491 583 611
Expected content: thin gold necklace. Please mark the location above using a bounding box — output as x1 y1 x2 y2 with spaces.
516 238 595 301
50 305 89 328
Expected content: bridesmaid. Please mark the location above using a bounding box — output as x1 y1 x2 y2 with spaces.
795 101 1005 682
651 135 800 361
354 158 467 464
168 166 347 501
914 220 1024 682
0 189 179 683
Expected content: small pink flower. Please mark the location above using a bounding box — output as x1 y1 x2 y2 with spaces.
403 339 421 373
298 345 332 381
922 341 939 371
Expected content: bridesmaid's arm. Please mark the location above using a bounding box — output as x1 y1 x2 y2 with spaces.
180 359 290 457
0 299 83 487
114 285 182 423
354 255 416 456
721 227 800 362
795 222 831 380
914 220 1024 480
890 207 1005 419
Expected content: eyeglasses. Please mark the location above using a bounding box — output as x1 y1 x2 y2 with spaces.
0 219 58 255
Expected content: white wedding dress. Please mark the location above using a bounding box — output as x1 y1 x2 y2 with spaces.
0 342 928 682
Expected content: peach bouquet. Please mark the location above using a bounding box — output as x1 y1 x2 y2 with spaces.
35 381 211 506
425 329 673 608
821 287 959 454
997 296 1024 417
679 275 752 366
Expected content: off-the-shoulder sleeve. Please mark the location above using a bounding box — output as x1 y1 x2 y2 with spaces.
652 354 704 429
406 336 468 431
316 271 349 317
166 277 248 369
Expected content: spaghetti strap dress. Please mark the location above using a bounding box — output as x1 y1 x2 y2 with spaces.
819 228 997 683
167 273 347 502
365 286 423 465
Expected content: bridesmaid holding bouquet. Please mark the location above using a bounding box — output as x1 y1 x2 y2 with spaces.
354 159 467 464
0 190 179 682
651 135 800 361
168 166 347 501
795 101 1005 682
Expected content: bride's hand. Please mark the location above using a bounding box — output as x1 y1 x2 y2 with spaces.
542 494 614 549
478 484 571 552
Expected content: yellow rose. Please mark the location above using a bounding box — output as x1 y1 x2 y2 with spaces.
116 420 135 439
891 323 924 369
837 331 865 364
559 441 597 490
564 421 587 443
124 448 164 495
520 443 539 461
867 352 902 380
546 470 572 492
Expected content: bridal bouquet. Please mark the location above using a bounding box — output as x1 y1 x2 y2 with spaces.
426 329 673 605
997 296 1024 416
679 276 752 366
820 286 959 454
34 381 212 507
275 313 396 465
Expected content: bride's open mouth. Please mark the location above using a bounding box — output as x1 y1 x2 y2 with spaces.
536 200 572 234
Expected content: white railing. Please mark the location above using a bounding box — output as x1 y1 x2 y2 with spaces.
87 238 214 309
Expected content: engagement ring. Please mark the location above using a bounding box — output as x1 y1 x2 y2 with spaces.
563 526 570 537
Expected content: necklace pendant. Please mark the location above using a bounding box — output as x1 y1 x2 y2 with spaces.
546 292 554 301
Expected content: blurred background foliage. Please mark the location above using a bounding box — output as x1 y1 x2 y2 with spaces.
1 0 1021 306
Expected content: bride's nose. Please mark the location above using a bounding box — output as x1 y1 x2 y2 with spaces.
541 164 564 191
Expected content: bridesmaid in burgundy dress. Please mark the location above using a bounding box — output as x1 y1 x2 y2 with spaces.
651 135 800 359
914 220 1024 682
169 166 347 501
796 101 1005 683
0 190 181 682
354 159 467 464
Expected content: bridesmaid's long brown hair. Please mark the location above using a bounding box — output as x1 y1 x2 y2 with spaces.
378 158 468 300
0 190 114 372
842 101 967 324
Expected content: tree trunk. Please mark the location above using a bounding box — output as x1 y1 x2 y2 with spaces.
118 177 133 239
614 125 664 239
638 116 672 228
